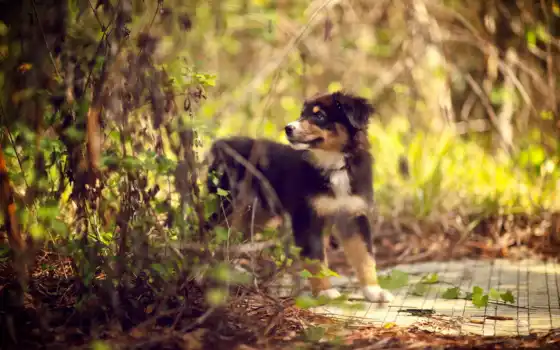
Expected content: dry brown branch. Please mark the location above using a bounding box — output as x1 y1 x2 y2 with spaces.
171 240 279 256
86 105 102 181
0 143 27 279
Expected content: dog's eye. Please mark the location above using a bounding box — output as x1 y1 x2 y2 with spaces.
313 110 327 123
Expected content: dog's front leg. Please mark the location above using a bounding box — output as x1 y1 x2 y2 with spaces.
294 220 341 300
334 214 394 303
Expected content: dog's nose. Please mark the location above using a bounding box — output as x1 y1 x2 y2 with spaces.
285 125 295 137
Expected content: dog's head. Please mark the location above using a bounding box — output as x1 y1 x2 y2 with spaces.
284 91 374 152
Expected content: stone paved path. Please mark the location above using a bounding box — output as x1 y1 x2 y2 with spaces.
271 259 560 336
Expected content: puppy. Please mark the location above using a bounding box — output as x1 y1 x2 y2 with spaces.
205 91 393 303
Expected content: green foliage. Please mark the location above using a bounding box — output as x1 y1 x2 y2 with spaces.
294 293 362 312
412 283 429 296
303 326 326 342
420 273 439 284
378 269 409 290
470 286 489 308
367 117 560 217
206 288 228 307
299 266 340 280
441 285 516 308
91 340 112 350
209 263 252 285
383 272 516 309
442 287 461 300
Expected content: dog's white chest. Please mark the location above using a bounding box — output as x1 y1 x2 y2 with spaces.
330 169 351 197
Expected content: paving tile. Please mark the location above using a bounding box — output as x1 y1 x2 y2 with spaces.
267 258 560 336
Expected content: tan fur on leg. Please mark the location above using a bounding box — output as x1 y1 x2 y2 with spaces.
322 234 331 266
337 235 378 286
336 234 393 303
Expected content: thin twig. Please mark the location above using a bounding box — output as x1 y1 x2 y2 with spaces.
87 0 105 29
30 0 61 78
462 72 513 155
210 0 335 123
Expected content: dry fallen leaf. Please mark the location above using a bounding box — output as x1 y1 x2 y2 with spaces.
234 345 258 350
129 327 145 339
182 328 207 350
469 319 485 324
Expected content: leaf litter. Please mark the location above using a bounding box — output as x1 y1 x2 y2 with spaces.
2 213 560 349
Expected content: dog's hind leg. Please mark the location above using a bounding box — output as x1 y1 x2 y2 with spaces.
334 215 394 303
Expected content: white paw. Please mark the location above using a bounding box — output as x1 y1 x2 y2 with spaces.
362 285 394 303
318 288 342 299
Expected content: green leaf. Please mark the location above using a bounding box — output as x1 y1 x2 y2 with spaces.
535 24 550 43
122 156 143 170
527 30 537 49
151 263 167 276
299 269 313 279
208 263 250 285
204 196 219 220
412 283 428 296
500 290 515 304
295 295 320 309
472 293 489 308
214 226 229 244
37 205 60 222
378 269 409 290
91 340 112 350
420 273 439 284
315 266 340 278
194 73 216 87
0 21 8 36
490 87 506 104
472 286 484 296
3 146 16 158
211 264 230 282
216 188 229 197
540 110 554 120
442 287 460 299
51 219 68 236
304 326 326 342
206 288 227 306
64 126 85 141
488 288 502 300
29 222 45 239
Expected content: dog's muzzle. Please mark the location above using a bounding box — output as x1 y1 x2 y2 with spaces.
285 121 323 149
284 121 300 138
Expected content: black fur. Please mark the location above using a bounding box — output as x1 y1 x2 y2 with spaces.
205 91 377 267
206 138 335 258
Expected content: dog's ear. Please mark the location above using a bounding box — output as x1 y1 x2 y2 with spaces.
332 92 375 130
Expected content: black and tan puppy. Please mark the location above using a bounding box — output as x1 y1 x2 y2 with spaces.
205 91 393 303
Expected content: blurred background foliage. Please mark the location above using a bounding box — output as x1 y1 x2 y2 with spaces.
0 0 559 346
188 0 560 216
